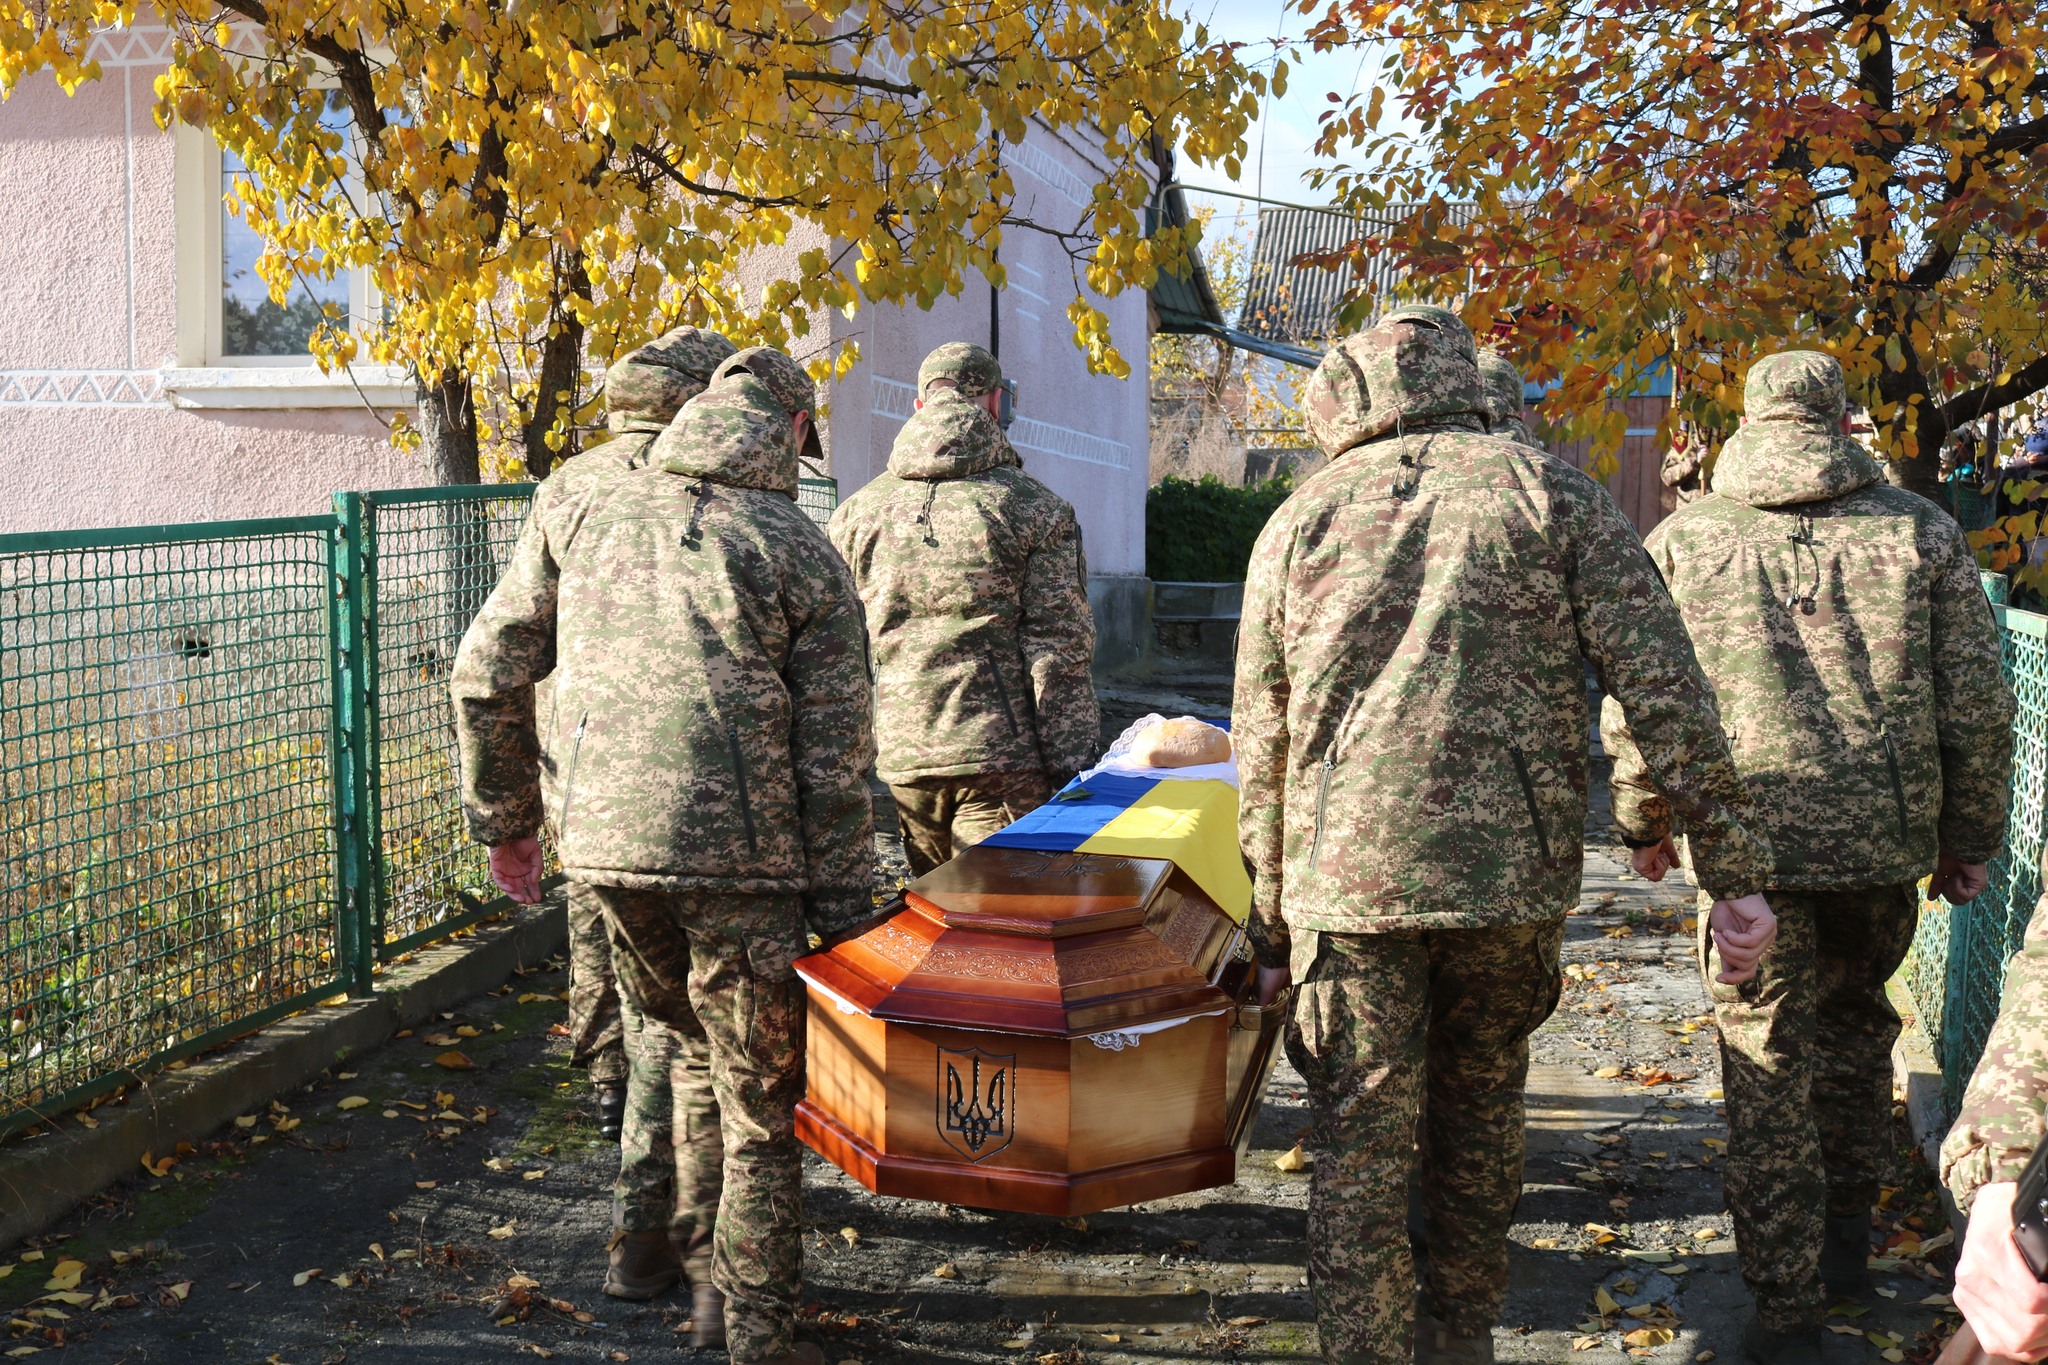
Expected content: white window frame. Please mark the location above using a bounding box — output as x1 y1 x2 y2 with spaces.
167 114 408 409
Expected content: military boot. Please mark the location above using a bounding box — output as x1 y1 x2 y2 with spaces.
595 1084 627 1143
678 1234 725 1349
602 1230 680 1301
1413 1314 1493 1365
1740 1319 1822 1365
1819 1211 1873 1297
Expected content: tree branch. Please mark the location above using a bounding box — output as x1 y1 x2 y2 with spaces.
1945 351 2048 428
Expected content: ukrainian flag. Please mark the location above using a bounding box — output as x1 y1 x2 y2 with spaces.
978 769 1251 924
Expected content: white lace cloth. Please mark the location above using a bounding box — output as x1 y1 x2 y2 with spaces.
1084 1010 1226 1050
1076 713 1238 788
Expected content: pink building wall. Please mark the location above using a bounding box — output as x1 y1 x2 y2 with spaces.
0 29 1153 598
0 30 417 535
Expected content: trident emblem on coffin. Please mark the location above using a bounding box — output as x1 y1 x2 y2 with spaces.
937 1047 1016 1162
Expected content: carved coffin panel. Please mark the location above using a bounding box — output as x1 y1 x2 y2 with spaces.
795 844 1280 1215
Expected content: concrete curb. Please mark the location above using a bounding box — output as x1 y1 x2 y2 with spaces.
0 896 567 1250
1889 976 1967 1237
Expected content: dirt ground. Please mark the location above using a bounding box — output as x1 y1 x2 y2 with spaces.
0 700 1972 1364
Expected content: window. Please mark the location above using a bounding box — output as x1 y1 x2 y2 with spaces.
170 91 406 406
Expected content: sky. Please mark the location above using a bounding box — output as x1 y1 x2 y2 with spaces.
1170 0 1393 234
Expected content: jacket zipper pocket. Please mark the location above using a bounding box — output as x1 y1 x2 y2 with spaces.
1510 747 1553 862
1307 693 1367 874
558 711 588 839
725 723 759 854
1880 725 1910 841
983 650 1021 736
1307 753 1335 872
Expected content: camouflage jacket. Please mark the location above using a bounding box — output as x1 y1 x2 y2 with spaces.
1234 308 1772 968
530 328 737 814
1943 883 2048 1209
827 392 1099 785
1603 353 2013 889
452 364 878 936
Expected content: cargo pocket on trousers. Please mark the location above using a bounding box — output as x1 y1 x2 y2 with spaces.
1522 923 1566 1038
1282 933 1332 1090
740 907 809 1075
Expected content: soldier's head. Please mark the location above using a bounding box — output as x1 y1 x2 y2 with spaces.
1742 351 1848 431
710 345 823 464
1476 349 1527 434
603 327 738 434
917 342 1007 423
1304 304 1487 458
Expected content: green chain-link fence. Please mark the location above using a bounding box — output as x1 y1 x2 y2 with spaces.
0 476 836 1136
1907 574 2048 1110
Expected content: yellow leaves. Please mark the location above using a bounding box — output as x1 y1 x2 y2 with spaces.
337 1096 370 1111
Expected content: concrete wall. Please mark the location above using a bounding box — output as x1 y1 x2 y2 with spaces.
0 37 417 535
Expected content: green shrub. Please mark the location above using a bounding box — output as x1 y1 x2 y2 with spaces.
1145 474 1295 582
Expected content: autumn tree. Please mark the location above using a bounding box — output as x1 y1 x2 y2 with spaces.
1151 205 1311 483
1296 0 2048 498
0 0 1258 480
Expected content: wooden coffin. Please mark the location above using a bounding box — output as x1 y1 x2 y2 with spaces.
795 844 1286 1216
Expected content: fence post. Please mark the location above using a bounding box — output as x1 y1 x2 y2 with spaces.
330 492 377 996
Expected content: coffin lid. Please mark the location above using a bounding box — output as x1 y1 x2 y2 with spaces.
795 845 1239 1038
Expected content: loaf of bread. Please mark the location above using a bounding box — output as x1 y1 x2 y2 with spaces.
1127 717 1231 768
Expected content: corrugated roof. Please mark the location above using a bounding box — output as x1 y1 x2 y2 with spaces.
1147 179 1321 369
1241 203 1477 346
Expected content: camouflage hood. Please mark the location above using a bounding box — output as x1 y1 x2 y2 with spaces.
603 327 737 435
647 369 801 497
885 392 1020 480
1478 348 1538 447
1305 305 1490 458
1714 350 1883 508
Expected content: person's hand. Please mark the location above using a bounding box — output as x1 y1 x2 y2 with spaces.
1631 835 1679 882
1255 964 1291 1007
489 837 544 904
1708 893 1776 984
1938 852 1993 905
1955 1181 2048 1360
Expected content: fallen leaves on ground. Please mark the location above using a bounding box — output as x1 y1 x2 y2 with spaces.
488 1222 517 1240
1274 1143 1309 1172
292 1269 322 1287
930 1263 957 1279
839 1227 860 1249
1624 1328 1675 1348
434 1051 475 1071
337 1097 369 1111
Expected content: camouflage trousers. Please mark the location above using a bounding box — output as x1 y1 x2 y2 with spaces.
1703 883 1918 1332
889 771 1053 878
593 884 809 1365
614 988 723 1272
1286 920 1565 1364
567 882 627 1088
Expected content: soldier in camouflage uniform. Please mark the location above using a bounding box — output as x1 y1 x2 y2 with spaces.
1235 305 1777 1365
1944 868 2048 1359
547 328 737 1145
1604 351 2014 1364
1476 349 1538 447
453 344 873 1365
829 342 1097 878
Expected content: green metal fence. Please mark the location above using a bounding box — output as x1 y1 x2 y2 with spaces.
1908 574 2048 1109
0 475 838 1135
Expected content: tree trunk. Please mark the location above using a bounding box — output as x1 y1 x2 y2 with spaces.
417 370 481 486
1886 447 1943 501
521 254 590 480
